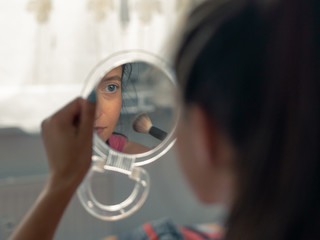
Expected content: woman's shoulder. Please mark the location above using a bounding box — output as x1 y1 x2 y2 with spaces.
103 218 224 240
179 222 224 240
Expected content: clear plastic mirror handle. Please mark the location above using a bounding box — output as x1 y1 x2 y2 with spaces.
77 154 150 221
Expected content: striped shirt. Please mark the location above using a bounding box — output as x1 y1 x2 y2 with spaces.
118 218 224 240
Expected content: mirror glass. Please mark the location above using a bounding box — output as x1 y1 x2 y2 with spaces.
92 61 176 155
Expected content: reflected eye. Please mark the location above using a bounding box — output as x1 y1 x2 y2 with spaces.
106 84 118 92
97 78 121 96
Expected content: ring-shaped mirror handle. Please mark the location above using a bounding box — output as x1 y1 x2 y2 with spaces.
77 164 150 221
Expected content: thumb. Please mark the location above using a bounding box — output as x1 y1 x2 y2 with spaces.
79 99 96 140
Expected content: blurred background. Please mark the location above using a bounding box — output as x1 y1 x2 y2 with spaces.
0 0 226 239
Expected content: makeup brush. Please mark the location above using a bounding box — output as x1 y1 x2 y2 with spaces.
132 112 167 141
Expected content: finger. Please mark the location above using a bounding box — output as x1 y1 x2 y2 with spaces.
40 118 50 139
51 97 83 127
79 99 96 140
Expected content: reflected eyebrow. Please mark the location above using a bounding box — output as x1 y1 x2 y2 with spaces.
101 75 122 82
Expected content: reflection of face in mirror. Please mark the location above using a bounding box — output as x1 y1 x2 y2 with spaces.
94 62 176 155
95 66 122 143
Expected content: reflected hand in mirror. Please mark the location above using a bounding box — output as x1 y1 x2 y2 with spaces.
93 62 175 155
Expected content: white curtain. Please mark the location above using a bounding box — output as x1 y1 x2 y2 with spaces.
0 0 199 132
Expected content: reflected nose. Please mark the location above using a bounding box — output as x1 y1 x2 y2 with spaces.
95 101 103 121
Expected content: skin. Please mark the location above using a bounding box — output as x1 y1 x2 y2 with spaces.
95 66 123 143
175 104 236 205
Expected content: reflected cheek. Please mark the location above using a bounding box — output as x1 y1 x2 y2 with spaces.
95 97 122 141
96 96 122 122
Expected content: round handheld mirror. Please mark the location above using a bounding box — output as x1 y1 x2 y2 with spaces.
77 50 178 221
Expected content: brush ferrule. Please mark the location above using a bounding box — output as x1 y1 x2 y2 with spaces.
149 126 167 141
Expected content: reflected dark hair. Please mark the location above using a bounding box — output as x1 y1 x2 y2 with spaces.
175 0 320 239
121 63 132 90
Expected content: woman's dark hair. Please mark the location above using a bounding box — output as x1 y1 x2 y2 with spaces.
121 63 132 90
175 0 320 239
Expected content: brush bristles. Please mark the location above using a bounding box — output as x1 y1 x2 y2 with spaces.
132 112 153 134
